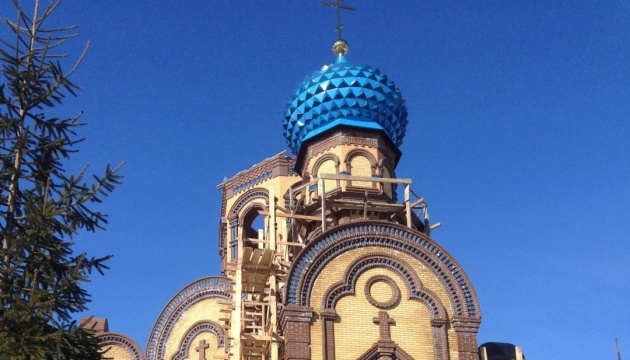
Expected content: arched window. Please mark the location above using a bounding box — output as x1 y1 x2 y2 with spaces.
317 159 338 191
350 155 373 187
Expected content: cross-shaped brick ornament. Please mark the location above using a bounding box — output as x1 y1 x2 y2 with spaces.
373 311 395 341
195 339 210 360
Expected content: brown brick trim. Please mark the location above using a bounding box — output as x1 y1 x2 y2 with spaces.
319 252 450 360
147 277 232 360
344 148 378 189
431 318 450 360
296 128 402 175
218 155 295 244
279 306 314 360
365 275 401 309
221 188 269 261
170 320 226 360
227 187 269 219
284 220 481 320
320 309 337 360
221 154 296 196
356 342 415 360
99 332 144 360
452 317 482 360
237 202 268 228
218 191 228 261
344 148 378 169
321 252 446 319
312 153 341 175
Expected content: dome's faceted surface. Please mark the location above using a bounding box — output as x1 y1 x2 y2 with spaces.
283 56 408 154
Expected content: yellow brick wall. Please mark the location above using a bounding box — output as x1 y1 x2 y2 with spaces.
391 251 461 360
370 280 392 302
100 344 134 360
185 333 222 360
317 159 338 191
335 268 433 359
163 297 225 360
349 155 373 187
305 147 345 177
309 247 460 360
309 249 354 360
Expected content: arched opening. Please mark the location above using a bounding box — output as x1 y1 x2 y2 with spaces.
317 159 338 192
350 155 373 187
241 206 266 248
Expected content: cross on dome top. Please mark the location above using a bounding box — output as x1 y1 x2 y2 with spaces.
320 0 356 56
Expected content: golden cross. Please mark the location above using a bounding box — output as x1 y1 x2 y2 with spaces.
320 0 356 40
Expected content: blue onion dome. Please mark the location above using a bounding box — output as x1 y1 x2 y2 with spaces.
283 54 408 155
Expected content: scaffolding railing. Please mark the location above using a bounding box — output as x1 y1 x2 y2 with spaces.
288 173 438 234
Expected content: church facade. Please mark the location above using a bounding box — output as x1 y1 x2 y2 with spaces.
86 33 524 360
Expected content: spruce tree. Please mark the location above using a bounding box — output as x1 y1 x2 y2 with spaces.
0 1 122 358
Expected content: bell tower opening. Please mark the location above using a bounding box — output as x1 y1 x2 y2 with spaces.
241 206 266 248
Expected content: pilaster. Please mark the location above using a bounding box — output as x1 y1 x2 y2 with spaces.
279 306 314 360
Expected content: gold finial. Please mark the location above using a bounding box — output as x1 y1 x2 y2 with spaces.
321 0 356 55
333 39 349 56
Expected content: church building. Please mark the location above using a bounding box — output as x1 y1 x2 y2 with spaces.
87 5 524 360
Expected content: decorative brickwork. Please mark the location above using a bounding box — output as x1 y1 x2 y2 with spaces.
285 220 480 319
217 154 297 256
313 154 341 191
227 188 269 220
284 221 481 360
279 306 314 360
321 252 445 319
452 317 482 360
170 320 226 360
297 129 401 175
365 275 401 309
316 251 451 360
431 318 450 360
344 148 378 169
356 343 415 360
312 153 341 177
146 277 232 360
320 309 337 360
98 332 144 360
221 154 296 197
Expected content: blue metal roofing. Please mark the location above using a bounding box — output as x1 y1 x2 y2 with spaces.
283 55 408 154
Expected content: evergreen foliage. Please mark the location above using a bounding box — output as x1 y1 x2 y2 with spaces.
0 1 122 358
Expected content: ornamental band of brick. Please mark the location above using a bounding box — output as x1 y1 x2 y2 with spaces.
170 320 226 360
279 220 481 360
146 277 232 360
285 220 480 317
98 333 144 360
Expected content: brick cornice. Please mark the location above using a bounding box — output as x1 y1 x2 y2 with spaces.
279 306 314 331
451 316 482 333
320 308 337 320
296 127 401 175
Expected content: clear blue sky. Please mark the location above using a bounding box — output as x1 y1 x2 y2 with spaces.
2 1 628 359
